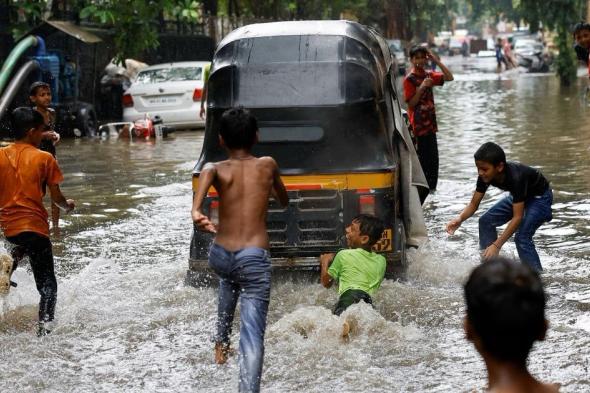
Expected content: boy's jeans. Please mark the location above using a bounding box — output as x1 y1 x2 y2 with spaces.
208 243 271 393
479 188 553 271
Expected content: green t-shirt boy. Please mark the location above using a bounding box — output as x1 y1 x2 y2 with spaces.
328 248 386 297
321 215 386 316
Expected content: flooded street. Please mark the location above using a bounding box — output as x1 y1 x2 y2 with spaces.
1 58 590 392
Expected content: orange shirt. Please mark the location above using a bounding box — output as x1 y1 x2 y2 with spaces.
0 143 63 238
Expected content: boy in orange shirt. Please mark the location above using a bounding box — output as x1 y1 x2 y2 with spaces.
0 107 75 336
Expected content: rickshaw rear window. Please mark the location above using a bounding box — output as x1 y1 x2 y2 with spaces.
211 35 379 107
245 36 342 63
258 126 324 143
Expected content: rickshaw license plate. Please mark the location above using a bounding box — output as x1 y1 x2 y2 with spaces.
372 229 393 252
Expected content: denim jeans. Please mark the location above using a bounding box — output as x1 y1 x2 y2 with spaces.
479 188 553 271
208 243 271 393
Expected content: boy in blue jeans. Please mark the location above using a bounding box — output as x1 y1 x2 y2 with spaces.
191 108 288 393
446 142 552 271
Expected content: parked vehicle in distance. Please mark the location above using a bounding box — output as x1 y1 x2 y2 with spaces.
513 39 551 72
387 39 407 75
122 61 210 130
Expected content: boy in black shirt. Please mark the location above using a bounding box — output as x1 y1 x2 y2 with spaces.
446 142 552 271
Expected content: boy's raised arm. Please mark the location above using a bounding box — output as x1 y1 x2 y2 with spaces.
191 163 217 233
429 50 454 81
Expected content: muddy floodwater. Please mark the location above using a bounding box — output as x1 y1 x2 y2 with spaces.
1 58 590 392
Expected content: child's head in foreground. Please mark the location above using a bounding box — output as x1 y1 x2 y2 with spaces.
12 107 45 141
346 214 385 249
464 256 547 364
219 107 258 150
29 81 52 109
573 21 590 49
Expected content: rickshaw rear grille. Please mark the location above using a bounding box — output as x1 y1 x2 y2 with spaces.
297 220 340 230
269 233 287 245
299 231 341 244
267 189 344 250
267 221 287 231
298 199 339 211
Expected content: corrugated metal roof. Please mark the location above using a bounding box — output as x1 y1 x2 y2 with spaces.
23 20 102 44
46 21 102 43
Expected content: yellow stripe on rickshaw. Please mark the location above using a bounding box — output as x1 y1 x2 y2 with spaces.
192 172 395 194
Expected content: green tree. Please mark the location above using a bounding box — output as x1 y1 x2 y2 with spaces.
8 0 48 38
520 0 579 85
80 0 201 64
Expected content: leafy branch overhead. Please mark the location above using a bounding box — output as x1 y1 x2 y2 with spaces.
79 0 200 65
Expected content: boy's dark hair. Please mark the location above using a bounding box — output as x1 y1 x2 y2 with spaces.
464 257 546 363
29 81 51 96
474 142 506 166
352 214 385 246
218 108 258 149
11 107 44 140
409 45 428 59
573 21 590 37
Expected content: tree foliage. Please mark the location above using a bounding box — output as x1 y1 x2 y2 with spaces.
7 0 458 61
79 0 202 64
7 0 49 38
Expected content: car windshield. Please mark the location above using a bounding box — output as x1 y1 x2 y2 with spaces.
135 67 202 84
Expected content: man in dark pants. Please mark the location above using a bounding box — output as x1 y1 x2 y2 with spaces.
403 45 454 192
0 107 75 336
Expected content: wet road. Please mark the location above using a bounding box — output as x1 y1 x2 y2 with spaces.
1 58 590 392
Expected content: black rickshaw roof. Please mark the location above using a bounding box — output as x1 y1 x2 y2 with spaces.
196 20 398 175
216 20 393 76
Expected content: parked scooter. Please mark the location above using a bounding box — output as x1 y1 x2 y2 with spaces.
516 52 551 72
98 114 172 140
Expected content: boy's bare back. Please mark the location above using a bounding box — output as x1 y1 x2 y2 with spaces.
194 156 288 251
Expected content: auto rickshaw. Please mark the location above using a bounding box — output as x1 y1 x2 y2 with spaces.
187 20 428 285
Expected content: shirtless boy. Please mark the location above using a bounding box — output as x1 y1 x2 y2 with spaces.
191 108 288 393
464 256 559 393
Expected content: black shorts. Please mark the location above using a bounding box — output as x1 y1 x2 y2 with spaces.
333 289 373 316
6 231 57 322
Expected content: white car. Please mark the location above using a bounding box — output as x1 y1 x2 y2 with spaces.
122 61 210 130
